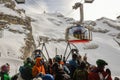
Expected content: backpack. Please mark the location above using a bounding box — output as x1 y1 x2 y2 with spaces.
75 69 88 80
19 65 33 80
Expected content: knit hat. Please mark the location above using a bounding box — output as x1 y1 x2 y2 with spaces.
54 55 61 62
96 59 108 67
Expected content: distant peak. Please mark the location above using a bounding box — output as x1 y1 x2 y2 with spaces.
96 17 113 21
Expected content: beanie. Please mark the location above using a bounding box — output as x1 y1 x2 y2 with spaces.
96 59 108 67
54 55 61 62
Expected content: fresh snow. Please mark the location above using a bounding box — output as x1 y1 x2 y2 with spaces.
0 4 20 17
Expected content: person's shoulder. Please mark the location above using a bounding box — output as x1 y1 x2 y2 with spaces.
3 73 10 78
69 59 74 63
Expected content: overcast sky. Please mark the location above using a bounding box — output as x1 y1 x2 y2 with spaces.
24 0 120 20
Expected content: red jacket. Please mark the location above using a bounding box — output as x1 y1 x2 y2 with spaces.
88 68 112 80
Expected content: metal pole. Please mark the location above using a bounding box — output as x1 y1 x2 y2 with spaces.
65 50 72 62
80 3 84 24
65 42 78 62
44 43 50 59
63 42 69 58
41 43 44 51
63 42 69 62
55 48 57 56
41 43 48 61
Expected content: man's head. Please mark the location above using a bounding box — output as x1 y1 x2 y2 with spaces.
96 59 108 67
72 53 78 60
54 55 61 62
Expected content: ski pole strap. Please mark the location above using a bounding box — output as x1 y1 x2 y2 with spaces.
105 74 109 80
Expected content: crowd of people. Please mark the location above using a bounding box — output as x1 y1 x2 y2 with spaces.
0 49 119 80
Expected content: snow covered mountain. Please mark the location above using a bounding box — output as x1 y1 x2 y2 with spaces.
0 0 35 75
0 0 120 78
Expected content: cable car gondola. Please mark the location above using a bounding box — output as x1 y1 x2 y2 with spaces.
15 0 25 4
65 1 94 43
65 24 92 43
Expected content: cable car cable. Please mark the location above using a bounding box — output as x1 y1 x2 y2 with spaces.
31 0 45 12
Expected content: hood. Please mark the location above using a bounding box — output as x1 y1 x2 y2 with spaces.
35 57 43 67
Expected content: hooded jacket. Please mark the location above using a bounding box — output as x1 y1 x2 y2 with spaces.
88 67 112 80
0 72 11 80
32 57 45 77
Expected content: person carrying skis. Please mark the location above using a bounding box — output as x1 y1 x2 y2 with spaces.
88 59 112 80
0 63 11 80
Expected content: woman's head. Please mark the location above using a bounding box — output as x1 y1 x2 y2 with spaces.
1 63 10 73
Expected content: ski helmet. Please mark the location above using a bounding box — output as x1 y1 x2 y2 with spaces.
42 74 54 80
54 55 61 62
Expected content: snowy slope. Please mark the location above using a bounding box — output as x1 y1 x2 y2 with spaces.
0 57 23 76
0 1 29 76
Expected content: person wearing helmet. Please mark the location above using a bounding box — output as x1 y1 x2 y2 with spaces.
32 57 46 77
88 59 112 80
33 49 42 60
52 62 71 80
0 63 11 80
19 57 34 80
54 55 70 74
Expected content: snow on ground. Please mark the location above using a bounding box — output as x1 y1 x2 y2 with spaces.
0 4 20 17
0 25 26 58
0 27 26 76
0 57 23 76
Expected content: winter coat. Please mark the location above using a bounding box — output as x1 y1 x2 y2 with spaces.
0 72 11 80
59 61 70 74
54 69 71 80
69 59 78 78
19 58 34 80
32 57 45 77
73 68 88 80
19 65 33 80
88 67 112 80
